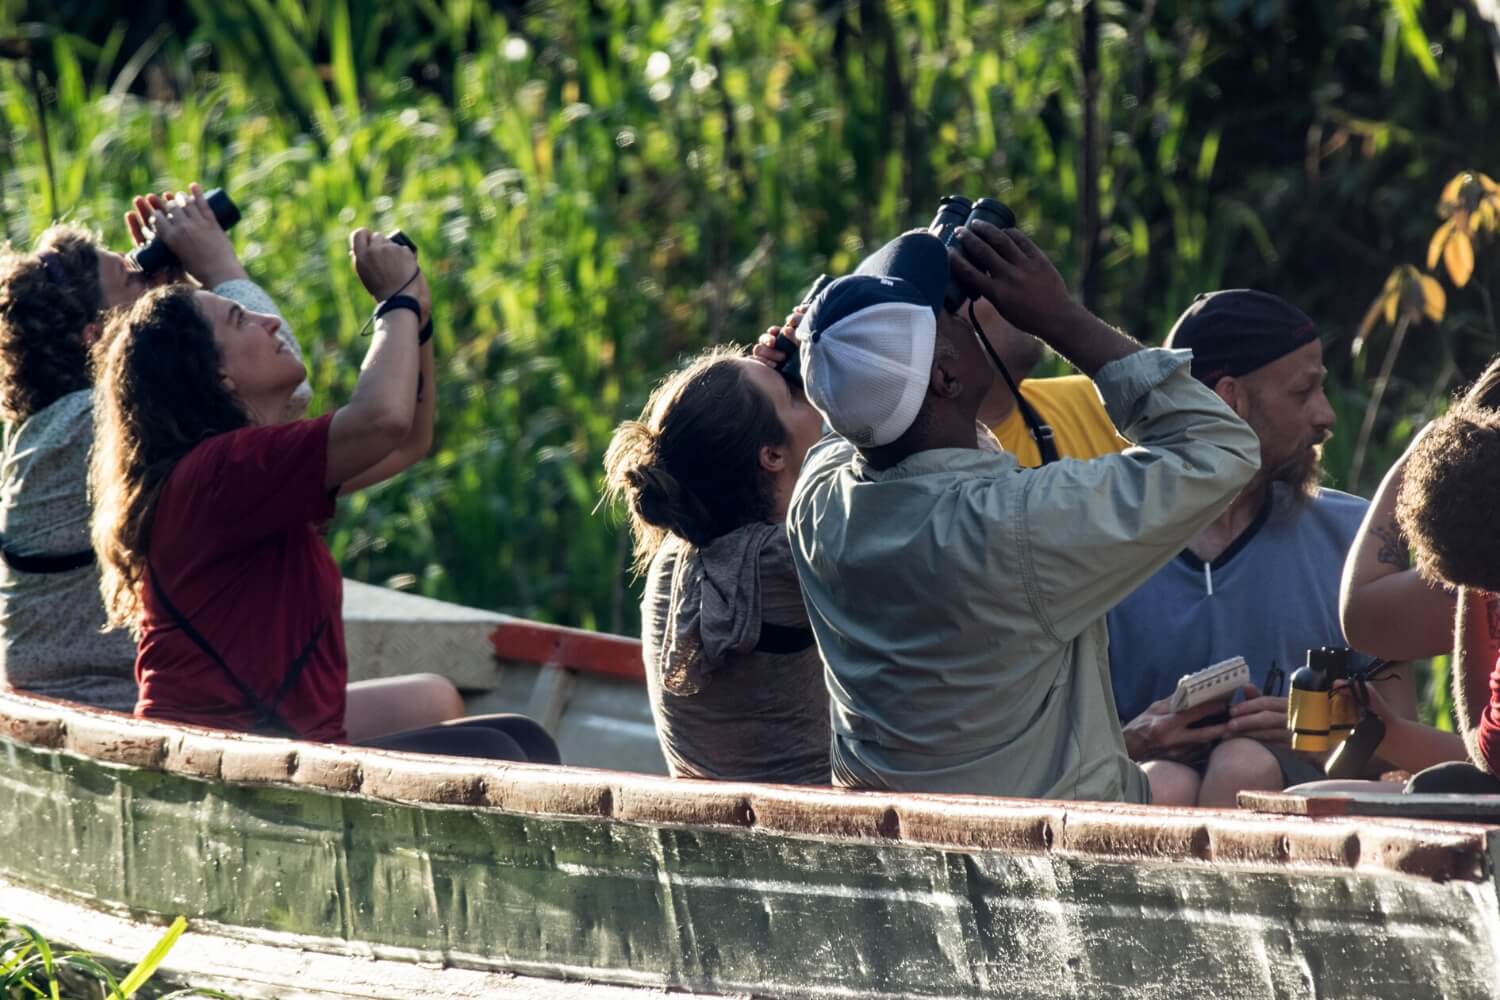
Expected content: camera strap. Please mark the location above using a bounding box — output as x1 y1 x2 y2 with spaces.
967 300 1059 464
147 563 325 738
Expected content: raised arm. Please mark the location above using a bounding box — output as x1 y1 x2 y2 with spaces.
1339 428 1455 659
325 230 423 491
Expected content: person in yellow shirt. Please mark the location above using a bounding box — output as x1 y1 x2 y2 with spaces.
972 298 1130 465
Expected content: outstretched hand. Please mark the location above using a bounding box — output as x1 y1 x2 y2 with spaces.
947 221 1077 340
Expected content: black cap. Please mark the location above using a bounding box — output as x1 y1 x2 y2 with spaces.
853 232 949 313
1164 289 1318 385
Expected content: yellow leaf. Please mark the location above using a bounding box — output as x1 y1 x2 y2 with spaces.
1441 172 1469 206
1419 274 1446 322
1479 198 1500 233
1479 172 1500 195
1383 286 1399 325
1445 228 1475 287
1428 219 1452 271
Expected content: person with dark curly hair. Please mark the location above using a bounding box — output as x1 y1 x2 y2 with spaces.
86 215 556 763
0 193 310 711
1390 357 1500 793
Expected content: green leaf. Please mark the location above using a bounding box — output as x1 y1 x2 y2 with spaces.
1388 0 1440 80
117 916 187 998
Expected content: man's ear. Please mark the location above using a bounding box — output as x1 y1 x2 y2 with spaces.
759 444 786 474
929 350 963 401
1215 375 1250 419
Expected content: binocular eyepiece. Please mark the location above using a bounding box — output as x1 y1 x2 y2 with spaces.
929 194 1017 312
928 195 1016 247
129 188 242 274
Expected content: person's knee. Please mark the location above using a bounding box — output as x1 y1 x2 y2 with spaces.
1203 738 1282 794
407 672 464 721
1143 760 1201 806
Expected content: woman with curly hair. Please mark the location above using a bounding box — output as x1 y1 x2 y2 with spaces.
0 190 309 712
89 202 554 762
603 312 829 784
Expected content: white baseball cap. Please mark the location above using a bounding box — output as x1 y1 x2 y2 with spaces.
800 232 951 447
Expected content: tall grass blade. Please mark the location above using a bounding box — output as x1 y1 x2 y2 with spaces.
115 915 187 998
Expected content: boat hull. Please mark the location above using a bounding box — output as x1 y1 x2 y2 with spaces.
3 691 1499 998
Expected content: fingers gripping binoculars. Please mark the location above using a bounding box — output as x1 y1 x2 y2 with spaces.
129 188 242 274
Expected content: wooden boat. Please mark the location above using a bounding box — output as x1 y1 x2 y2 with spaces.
3 585 1500 999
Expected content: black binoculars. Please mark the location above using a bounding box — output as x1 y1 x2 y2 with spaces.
129 188 242 274
928 195 1016 246
930 195 1017 312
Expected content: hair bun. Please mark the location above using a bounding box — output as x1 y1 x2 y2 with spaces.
625 464 713 544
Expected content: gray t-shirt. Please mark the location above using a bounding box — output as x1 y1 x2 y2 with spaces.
0 389 136 710
1106 484 1372 722
0 278 305 712
640 523 830 785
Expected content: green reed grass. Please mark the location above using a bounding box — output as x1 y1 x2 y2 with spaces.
0 915 236 999
0 0 1486 696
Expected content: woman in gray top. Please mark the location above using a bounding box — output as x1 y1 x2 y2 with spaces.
604 342 830 784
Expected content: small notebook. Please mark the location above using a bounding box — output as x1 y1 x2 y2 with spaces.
1168 656 1249 713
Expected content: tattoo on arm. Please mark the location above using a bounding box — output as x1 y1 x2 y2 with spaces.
1371 521 1408 568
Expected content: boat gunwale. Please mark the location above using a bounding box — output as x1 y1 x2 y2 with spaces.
0 687 1492 885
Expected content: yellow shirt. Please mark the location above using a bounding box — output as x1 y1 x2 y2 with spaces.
990 375 1129 467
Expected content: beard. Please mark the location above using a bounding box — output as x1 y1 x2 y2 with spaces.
1263 437 1327 503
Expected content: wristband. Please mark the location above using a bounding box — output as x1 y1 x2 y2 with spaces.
374 294 422 325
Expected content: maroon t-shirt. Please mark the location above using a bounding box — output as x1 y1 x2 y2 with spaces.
1479 652 1500 775
134 414 348 742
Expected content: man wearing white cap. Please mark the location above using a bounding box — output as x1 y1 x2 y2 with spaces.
782 221 1261 803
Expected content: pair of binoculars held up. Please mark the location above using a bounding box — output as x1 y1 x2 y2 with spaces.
129 188 242 274
1287 646 1361 752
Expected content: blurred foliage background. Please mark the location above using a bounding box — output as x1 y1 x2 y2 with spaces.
1 0 1498 714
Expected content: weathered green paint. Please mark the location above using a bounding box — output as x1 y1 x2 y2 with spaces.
4 739 1499 998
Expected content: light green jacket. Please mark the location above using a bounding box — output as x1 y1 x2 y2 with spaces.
787 348 1261 803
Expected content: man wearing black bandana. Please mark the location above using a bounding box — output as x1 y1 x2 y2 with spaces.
1108 289 1418 807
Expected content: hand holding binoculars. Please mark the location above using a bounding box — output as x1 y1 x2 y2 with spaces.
1288 646 1389 780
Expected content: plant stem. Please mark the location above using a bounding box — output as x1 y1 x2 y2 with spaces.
1349 313 1412 492
25 57 56 220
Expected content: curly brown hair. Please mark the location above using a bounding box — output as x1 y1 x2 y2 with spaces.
602 346 787 576
90 286 250 635
0 224 105 422
1396 356 1500 593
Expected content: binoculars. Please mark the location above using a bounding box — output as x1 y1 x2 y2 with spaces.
1286 646 1361 753
772 195 1018 382
129 188 242 274
929 195 1017 312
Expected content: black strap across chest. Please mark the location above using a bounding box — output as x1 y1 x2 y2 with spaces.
147 564 326 738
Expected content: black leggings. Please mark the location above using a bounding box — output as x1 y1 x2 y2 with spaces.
1405 761 1500 794
358 713 561 764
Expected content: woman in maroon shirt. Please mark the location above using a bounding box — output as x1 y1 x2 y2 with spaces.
88 188 555 762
